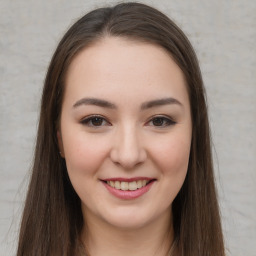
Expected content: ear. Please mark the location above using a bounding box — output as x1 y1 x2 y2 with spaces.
57 131 65 158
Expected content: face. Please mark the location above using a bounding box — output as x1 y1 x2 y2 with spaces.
58 37 192 230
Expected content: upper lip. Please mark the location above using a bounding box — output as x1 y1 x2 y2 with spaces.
101 177 155 182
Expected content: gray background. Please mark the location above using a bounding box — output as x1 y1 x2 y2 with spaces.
0 0 255 255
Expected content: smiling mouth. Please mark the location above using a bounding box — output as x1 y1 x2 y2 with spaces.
103 179 155 191
101 178 156 199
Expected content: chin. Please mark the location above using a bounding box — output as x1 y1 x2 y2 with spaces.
99 205 167 231
105 215 151 230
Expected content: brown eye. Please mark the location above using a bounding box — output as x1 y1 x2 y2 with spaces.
152 117 164 126
80 116 110 127
148 116 176 127
90 117 104 126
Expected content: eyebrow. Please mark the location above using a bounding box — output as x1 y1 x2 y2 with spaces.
141 98 182 110
73 98 116 109
73 97 182 109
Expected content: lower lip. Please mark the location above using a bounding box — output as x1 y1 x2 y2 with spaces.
102 181 155 200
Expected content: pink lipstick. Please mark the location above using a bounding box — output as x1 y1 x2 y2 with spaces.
101 177 156 200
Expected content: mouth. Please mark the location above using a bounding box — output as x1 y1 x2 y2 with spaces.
101 178 156 199
104 179 152 191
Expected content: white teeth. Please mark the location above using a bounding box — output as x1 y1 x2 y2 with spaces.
137 180 142 188
120 181 129 190
107 180 150 191
114 180 120 189
128 181 137 191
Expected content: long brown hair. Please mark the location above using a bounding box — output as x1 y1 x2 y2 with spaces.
17 2 225 256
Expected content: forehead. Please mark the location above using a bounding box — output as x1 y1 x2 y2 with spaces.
63 36 189 108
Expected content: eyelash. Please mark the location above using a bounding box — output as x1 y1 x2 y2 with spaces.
80 115 176 128
146 116 176 127
80 115 111 127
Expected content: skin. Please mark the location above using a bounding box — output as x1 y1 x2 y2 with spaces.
58 37 192 256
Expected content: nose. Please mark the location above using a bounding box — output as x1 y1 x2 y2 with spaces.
110 125 147 169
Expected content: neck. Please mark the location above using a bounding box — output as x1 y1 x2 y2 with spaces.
81 209 174 256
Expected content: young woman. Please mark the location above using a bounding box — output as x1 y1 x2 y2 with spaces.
17 2 225 256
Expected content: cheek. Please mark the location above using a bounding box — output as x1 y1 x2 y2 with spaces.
151 134 191 205
62 133 110 178
150 133 191 178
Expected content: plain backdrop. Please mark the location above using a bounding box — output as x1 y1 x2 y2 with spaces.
0 0 255 255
